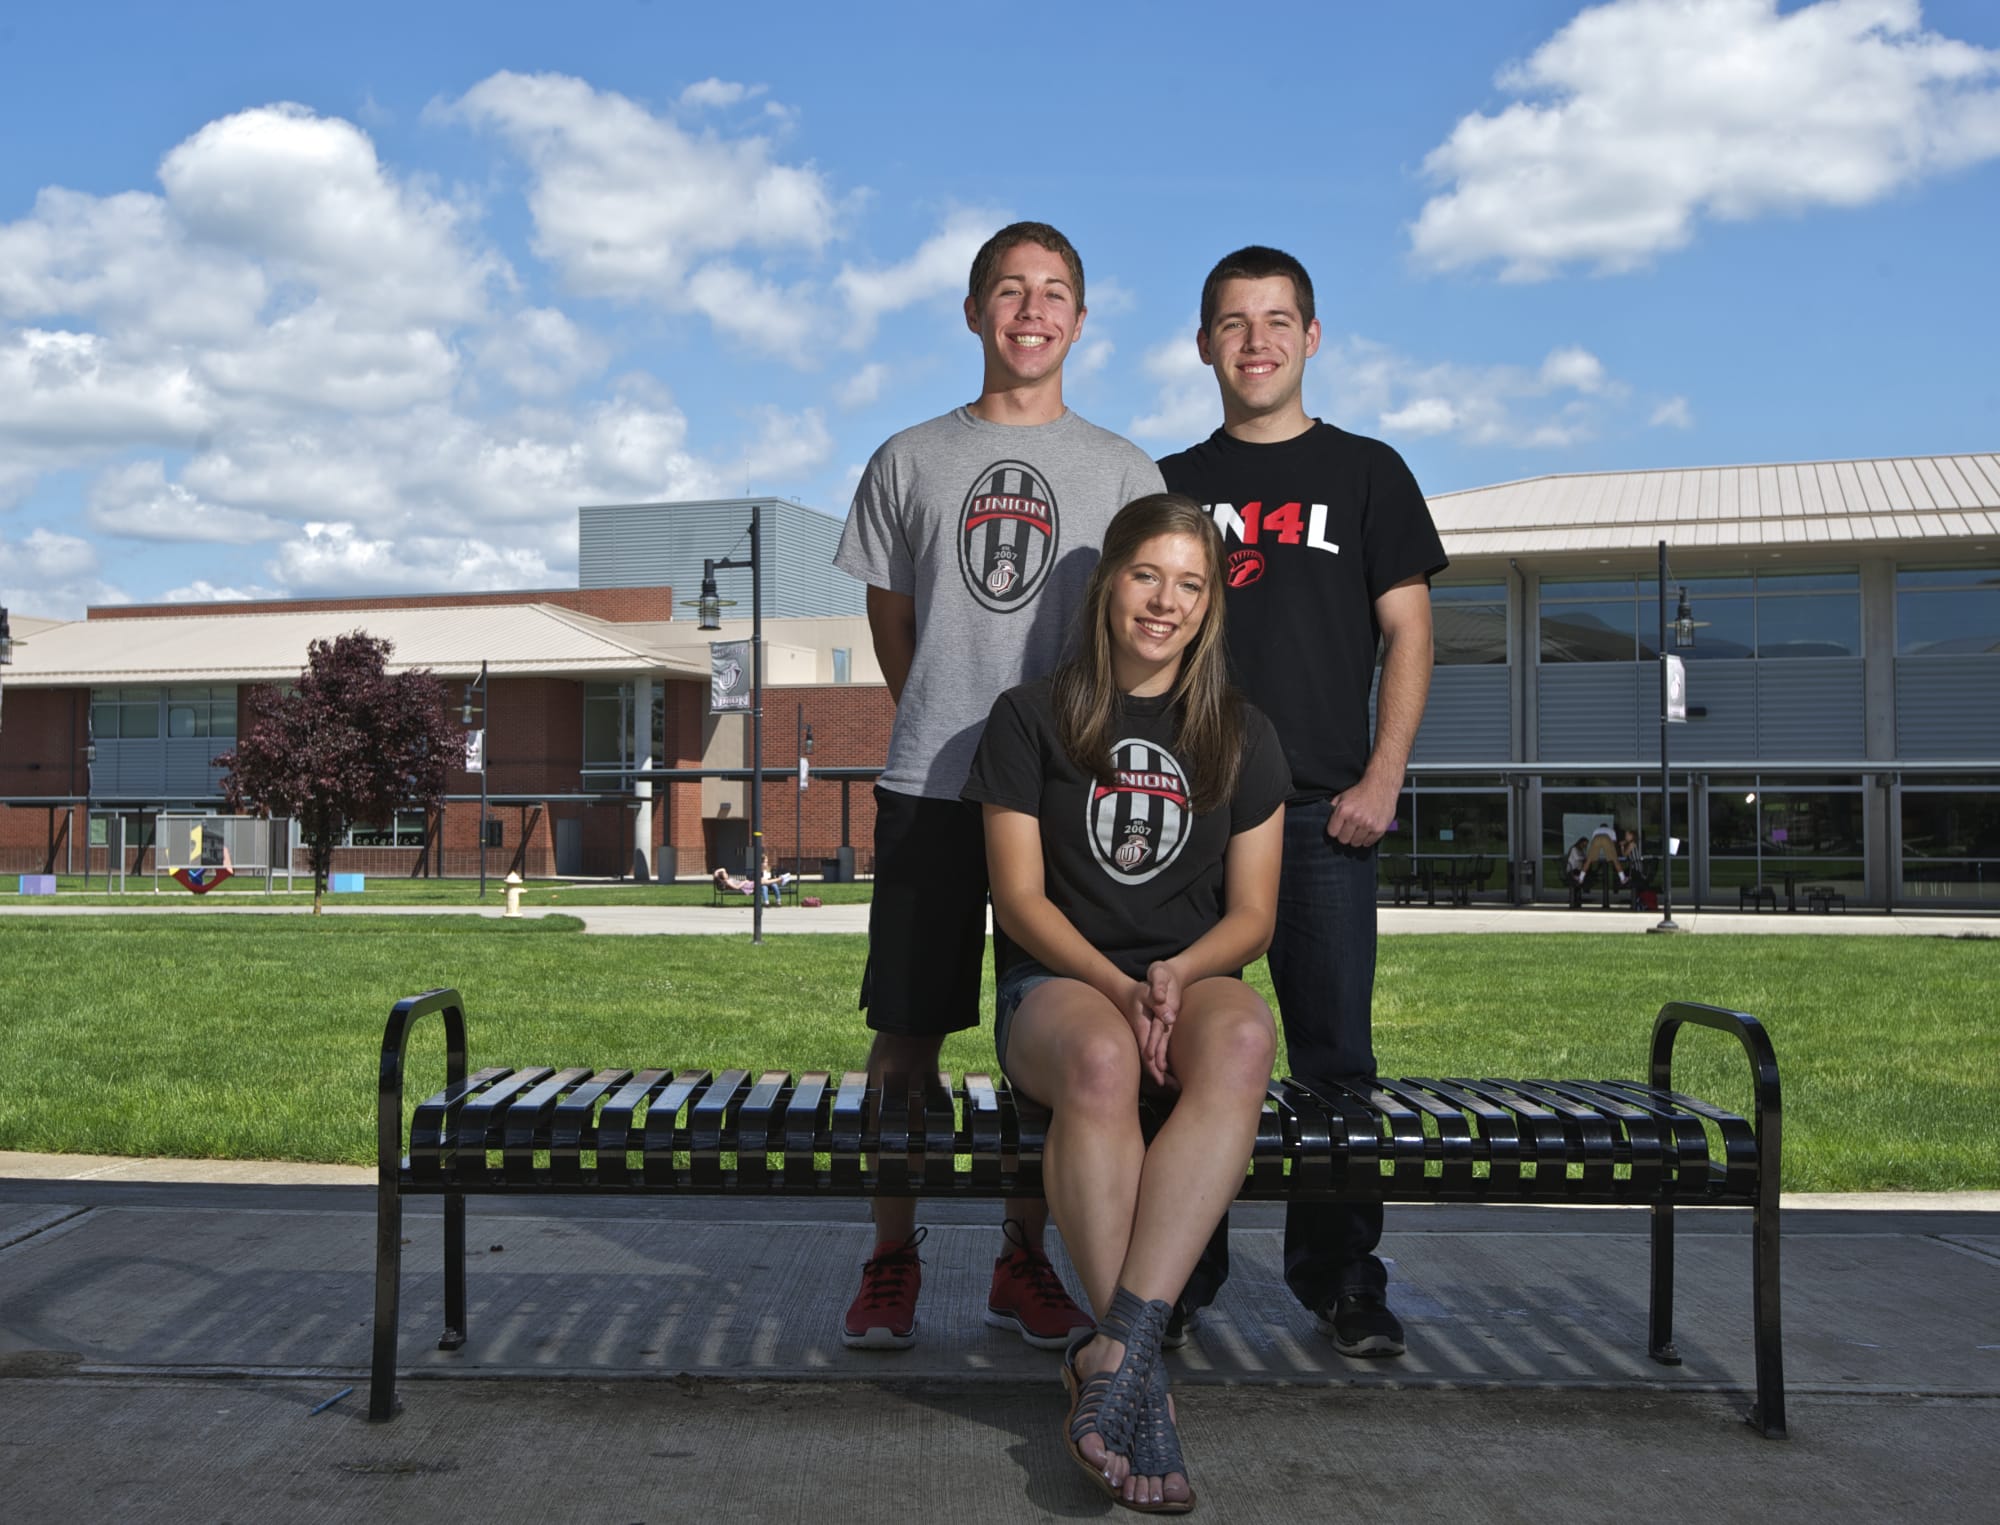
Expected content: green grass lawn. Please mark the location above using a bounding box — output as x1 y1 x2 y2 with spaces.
0 916 1993 1191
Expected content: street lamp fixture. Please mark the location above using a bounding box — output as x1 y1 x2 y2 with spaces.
683 506 765 943
1652 542 1695 934
462 659 489 899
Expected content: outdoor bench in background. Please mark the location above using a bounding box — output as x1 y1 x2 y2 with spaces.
371 990 1784 1437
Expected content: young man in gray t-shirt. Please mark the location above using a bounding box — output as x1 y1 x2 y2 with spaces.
833 221 1163 1350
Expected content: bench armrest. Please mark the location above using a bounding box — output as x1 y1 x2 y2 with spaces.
378 988 468 1189
1649 1001 1781 1206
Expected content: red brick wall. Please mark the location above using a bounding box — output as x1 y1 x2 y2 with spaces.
0 687 90 871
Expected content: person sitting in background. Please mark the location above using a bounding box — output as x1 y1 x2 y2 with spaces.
1564 838 1590 890
712 865 755 896
759 851 796 906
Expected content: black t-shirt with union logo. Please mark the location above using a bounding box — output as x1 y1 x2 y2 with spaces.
962 677 1290 983
1158 423 1447 801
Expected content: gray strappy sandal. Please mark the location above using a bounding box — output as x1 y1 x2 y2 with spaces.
1061 1286 1170 1501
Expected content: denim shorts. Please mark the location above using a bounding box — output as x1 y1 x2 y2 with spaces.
993 956 1062 1078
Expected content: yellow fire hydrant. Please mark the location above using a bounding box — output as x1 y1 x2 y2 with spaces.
503 870 523 919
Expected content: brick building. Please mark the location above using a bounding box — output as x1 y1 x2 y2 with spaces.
0 585 893 883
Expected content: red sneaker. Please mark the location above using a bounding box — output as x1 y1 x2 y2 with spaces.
841 1227 925 1349
984 1223 1093 1350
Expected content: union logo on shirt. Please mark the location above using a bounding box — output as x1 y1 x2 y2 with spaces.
959 461 1058 612
1086 737 1192 886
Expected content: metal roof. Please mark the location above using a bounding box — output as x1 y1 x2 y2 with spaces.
4 603 709 687
1430 453 2000 560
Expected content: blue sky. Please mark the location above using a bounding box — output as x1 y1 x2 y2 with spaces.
2 0 1997 615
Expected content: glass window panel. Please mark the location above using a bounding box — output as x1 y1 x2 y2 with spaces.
1539 577 1636 600
1898 589 2000 655
91 703 118 738
1540 601 1636 661
582 691 627 767
1896 566 2000 589
210 703 237 738
832 648 851 684
1678 598 1754 660
120 701 159 739
1757 594 1859 658
1434 603 1506 665
1757 567 1857 592
168 705 197 738
1431 581 1507 603
1678 575 1753 597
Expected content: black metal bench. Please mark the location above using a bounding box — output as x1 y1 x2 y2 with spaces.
1740 884 1778 912
1805 886 1846 913
370 990 1785 1437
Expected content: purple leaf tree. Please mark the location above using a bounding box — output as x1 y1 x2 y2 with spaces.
214 632 456 912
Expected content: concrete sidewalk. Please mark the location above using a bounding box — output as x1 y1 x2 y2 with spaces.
4 897 1996 937
2 1167 1996 1523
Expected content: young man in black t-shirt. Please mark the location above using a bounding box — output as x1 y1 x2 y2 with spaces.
1157 246 1446 1357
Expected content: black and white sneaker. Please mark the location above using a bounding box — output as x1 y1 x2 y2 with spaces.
1315 1291 1405 1357
1161 1300 1199 1350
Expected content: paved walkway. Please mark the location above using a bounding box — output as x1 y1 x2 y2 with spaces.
1 1170 1996 1523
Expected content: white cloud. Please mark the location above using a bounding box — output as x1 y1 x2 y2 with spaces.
678 78 760 111
1411 0 2000 279
0 187 267 342
162 103 501 323
1128 327 1217 442
1380 398 1461 436
472 306 606 397
1069 338 1114 380
162 578 282 602
1540 345 1609 393
681 261 817 353
1650 396 1695 429
835 207 999 344
269 521 558 595
449 71 835 303
0 329 211 448
86 460 289 543
835 362 888 409
0 528 125 617
1315 339 1626 449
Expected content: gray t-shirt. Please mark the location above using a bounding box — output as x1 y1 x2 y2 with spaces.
835 406 1165 798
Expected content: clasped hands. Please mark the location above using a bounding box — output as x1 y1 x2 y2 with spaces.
1122 961 1183 1091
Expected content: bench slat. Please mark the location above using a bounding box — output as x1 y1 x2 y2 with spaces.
502 1068 593 1183
643 1071 712 1188
784 1072 830 1190
550 1070 633 1183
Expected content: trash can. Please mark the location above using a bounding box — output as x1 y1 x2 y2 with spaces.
821 846 856 884
1511 858 1536 906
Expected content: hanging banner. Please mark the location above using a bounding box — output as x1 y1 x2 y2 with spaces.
798 755 810 790
464 729 485 773
1665 654 1688 723
710 640 752 714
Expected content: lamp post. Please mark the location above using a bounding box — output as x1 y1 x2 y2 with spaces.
1652 540 1697 933
693 503 764 944
81 738 96 890
461 660 489 899
0 605 13 733
796 706 814 892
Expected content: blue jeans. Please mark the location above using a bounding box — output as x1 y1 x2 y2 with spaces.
1269 803 1386 1306
1178 800 1387 1313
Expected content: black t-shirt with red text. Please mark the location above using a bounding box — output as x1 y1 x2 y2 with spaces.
962 678 1290 983
1158 423 1447 800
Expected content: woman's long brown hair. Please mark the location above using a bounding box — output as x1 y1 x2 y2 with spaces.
1050 492 1242 812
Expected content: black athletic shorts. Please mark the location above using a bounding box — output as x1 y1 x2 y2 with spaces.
859 786 991 1037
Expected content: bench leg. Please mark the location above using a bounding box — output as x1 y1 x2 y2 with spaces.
1750 1197 1787 1438
440 1192 467 1350
1648 1199 1680 1366
369 1181 403 1421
